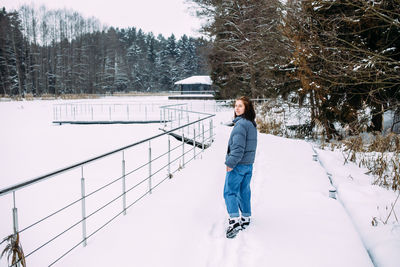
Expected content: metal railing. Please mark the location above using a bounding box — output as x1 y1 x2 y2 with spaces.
52 100 230 123
53 101 170 123
0 104 216 267
168 90 215 95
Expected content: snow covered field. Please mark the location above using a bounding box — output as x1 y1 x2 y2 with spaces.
0 96 399 267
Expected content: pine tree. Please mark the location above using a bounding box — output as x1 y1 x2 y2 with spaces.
0 4 211 96
7 11 26 96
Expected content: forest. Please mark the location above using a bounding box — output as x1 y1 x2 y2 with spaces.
1 0 400 136
191 0 400 136
0 5 210 96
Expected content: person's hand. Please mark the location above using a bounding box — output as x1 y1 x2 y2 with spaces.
226 166 233 172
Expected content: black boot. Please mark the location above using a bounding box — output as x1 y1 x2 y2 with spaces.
226 217 241 238
241 216 251 230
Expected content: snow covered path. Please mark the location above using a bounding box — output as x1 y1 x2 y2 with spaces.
59 120 374 267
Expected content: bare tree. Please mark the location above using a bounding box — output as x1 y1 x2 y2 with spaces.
283 0 400 138
191 0 289 98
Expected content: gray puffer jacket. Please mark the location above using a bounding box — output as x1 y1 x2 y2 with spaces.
225 116 258 169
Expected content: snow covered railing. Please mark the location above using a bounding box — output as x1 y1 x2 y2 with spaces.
53 101 168 123
53 100 226 124
159 104 215 151
309 143 338 199
168 90 215 95
0 105 216 267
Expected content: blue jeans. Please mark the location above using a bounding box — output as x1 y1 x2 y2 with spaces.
224 164 253 218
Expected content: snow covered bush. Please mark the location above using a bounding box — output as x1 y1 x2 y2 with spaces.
255 98 312 138
256 116 285 136
329 133 400 192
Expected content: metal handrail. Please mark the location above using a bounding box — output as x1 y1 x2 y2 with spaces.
0 103 216 267
0 114 213 197
168 90 215 94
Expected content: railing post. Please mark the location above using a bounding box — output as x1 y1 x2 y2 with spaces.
202 123 205 152
148 141 152 194
186 105 189 126
12 191 21 267
12 191 19 235
178 108 181 127
187 112 189 136
81 166 87 247
109 106 112 121
163 108 166 126
127 105 130 121
193 128 196 160
145 106 148 121
168 135 171 176
122 151 127 215
182 133 185 168
210 119 213 141
91 107 93 121
170 110 173 129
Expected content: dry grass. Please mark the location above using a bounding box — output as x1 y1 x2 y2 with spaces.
256 100 285 136
368 132 400 152
321 132 400 226
4 94 101 101
1 233 26 267
256 117 285 136
372 191 400 226
59 94 100 100
255 99 313 139
3 92 174 101
334 133 400 191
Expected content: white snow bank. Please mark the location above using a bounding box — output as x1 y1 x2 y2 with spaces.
58 117 373 267
0 99 380 266
316 148 400 267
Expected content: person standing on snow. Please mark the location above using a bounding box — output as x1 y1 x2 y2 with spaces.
224 96 258 238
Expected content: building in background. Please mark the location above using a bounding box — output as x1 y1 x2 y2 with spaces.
174 76 212 95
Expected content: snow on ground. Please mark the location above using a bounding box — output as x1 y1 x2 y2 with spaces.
316 148 400 267
0 97 167 189
0 97 397 267
55 114 373 267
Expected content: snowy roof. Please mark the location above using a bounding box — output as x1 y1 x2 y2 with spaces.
174 75 212 85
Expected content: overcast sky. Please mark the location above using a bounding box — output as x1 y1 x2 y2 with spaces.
1 0 205 38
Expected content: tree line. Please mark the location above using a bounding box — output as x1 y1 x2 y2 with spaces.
0 5 210 96
191 0 400 137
